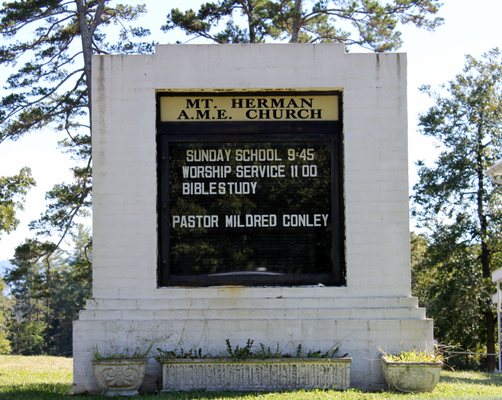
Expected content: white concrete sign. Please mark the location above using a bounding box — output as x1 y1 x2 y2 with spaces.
73 44 433 393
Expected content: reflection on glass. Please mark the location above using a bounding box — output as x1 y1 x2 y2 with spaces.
168 142 332 276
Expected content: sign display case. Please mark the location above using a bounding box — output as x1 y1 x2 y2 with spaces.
157 91 344 286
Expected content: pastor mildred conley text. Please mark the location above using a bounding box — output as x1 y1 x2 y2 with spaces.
172 214 329 228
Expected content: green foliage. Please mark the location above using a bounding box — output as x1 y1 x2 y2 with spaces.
254 342 282 358
29 146 92 242
410 232 431 303
0 1 153 268
297 343 341 358
412 48 502 371
382 349 443 363
0 280 12 354
4 239 54 355
92 336 171 361
3 226 92 356
413 233 492 352
0 167 35 236
0 336 11 355
156 347 207 360
0 0 153 140
47 227 92 355
157 340 342 360
9 321 45 356
93 337 166 360
0 5 155 358
164 0 443 51
225 338 255 359
92 345 151 361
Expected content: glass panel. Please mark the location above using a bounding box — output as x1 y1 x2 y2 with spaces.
167 141 332 277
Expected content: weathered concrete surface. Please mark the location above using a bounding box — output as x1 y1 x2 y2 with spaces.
73 44 432 393
161 358 352 391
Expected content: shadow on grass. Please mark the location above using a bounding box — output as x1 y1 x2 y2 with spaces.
153 391 283 399
0 386 284 400
440 371 502 386
0 383 73 400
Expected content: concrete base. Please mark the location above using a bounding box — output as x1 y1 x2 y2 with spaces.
73 291 433 393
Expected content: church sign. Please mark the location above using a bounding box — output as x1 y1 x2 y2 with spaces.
159 94 340 122
157 91 344 286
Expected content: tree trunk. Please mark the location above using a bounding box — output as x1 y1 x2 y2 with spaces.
290 0 302 43
475 115 496 372
75 0 106 126
44 256 51 351
241 0 256 43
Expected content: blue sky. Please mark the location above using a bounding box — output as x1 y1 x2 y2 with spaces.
1 0 501 262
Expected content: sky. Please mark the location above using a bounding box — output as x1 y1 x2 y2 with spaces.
0 0 501 262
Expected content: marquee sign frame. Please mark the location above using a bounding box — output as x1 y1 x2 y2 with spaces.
156 90 345 286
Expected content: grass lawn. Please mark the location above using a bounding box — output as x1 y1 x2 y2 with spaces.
0 355 501 399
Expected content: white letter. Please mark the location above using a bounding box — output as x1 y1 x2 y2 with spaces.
322 214 329 226
186 149 194 162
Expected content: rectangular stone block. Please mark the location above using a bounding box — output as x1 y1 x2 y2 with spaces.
161 358 352 391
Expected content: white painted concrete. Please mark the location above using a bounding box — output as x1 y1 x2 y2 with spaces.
73 44 433 393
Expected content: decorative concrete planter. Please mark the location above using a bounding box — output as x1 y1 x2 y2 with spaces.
381 357 442 393
160 357 352 391
92 358 147 396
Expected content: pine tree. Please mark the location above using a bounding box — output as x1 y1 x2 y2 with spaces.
4 226 91 355
0 1 153 249
164 0 442 51
0 279 12 354
412 49 502 371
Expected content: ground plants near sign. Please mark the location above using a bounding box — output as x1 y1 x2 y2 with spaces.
381 349 444 363
157 339 344 360
225 338 255 359
224 339 343 359
156 346 208 360
92 337 157 360
92 345 152 361
2 355 502 399
380 350 444 393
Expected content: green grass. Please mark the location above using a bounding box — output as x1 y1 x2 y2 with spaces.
0 356 501 399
